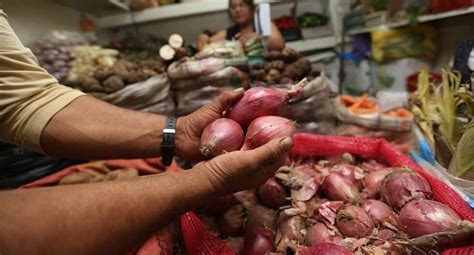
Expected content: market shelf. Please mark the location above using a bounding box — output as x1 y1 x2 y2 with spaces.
348 6 474 35
98 0 284 29
286 36 339 53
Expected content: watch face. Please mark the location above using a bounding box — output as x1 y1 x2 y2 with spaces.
468 49 474 71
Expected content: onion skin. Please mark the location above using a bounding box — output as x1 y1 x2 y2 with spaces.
278 215 306 244
364 169 392 198
234 190 258 209
202 195 237 213
243 227 275 255
399 198 462 238
362 199 399 228
217 204 246 235
336 205 375 238
242 116 294 150
380 169 432 210
226 87 289 127
296 243 352 255
199 118 244 157
322 173 361 204
373 229 396 246
246 205 278 232
258 178 288 209
305 223 342 246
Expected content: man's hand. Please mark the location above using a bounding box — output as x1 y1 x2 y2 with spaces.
176 89 244 161
194 137 293 195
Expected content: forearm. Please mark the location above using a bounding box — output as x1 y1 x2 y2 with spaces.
0 169 215 254
41 96 184 159
267 36 285 51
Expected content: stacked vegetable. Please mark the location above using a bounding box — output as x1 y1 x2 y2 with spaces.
249 48 319 85
77 59 166 95
196 154 474 254
339 94 412 118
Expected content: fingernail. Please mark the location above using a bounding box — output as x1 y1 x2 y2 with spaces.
233 88 244 93
279 137 293 149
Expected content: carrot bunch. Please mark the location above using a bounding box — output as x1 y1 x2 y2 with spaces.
340 94 413 118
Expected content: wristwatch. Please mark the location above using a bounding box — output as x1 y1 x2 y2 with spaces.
161 117 176 166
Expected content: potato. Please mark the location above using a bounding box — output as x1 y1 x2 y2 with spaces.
93 68 113 81
80 76 104 92
59 172 93 185
265 60 285 72
103 75 125 93
106 168 139 181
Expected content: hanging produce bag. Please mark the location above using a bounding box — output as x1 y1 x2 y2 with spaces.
176 86 234 116
171 67 247 92
167 57 226 80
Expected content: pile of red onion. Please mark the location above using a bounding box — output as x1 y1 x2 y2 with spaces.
195 153 473 254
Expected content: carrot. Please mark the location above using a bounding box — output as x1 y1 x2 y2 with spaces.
347 93 368 112
353 108 379 114
340 95 357 105
396 108 413 117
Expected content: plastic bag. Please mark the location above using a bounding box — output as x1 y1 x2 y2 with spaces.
333 97 413 131
376 91 409 112
98 74 170 111
195 40 244 59
140 97 176 116
167 57 226 80
176 86 233 116
171 67 247 92
286 93 333 123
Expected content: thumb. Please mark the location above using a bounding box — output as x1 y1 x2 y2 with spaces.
245 137 293 169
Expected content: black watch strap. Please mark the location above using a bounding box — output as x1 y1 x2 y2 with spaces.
161 117 176 166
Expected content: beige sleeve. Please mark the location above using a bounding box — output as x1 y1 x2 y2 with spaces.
0 10 85 153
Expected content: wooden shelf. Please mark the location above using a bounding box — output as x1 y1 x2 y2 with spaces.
348 6 474 35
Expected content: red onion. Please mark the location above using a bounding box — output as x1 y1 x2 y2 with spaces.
305 223 342 246
258 178 288 209
336 205 375 238
224 237 244 254
373 229 396 246
217 204 246 235
363 169 392 198
399 199 462 238
242 116 294 150
322 173 361 204
362 199 399 228
243 227 275 255
234 190 258 209
331 163 364 189
199 118 244 157
226 79 307 127
246 205 278 232
380 169 432 210
296 243 352 255
278 214 306 243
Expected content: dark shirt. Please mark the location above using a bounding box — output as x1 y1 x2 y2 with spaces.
226 24 256 40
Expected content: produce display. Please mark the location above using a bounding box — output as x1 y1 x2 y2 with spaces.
68 45 119 83
31 31 86 84
77 58 166 95
193 154 474 254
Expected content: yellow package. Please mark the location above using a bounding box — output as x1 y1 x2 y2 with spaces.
371 24 438 63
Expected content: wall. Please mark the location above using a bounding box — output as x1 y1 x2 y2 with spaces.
0 0 81 45
105 1 324 46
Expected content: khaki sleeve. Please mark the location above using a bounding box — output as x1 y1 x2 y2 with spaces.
0 10 86 153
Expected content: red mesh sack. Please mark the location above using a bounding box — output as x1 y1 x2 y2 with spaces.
180 211 235 255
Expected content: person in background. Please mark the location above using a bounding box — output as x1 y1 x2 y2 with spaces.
0 8 292 254
197 0 285 51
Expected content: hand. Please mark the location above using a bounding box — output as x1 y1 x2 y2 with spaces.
235 32 257 45
194 137 293 195
176 89 244 161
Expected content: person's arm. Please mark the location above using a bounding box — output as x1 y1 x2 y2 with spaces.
209 29 227 42
41 89 243 161
0 137 293 255
268 22 285 51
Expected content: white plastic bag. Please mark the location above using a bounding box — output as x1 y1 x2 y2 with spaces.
171 67 246 91
167 57 226 80
99 74 170 110
176 86 233 116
